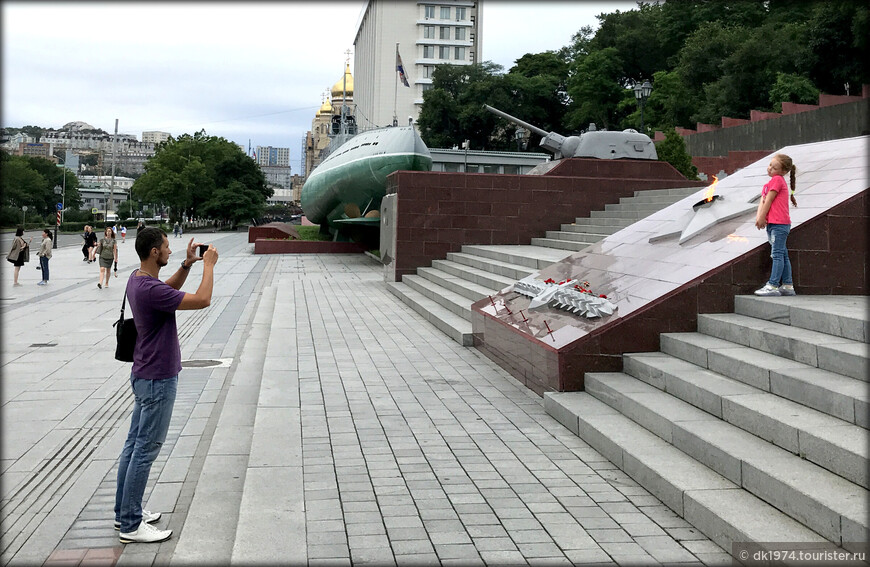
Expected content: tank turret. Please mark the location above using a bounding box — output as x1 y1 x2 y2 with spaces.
483 104 657 161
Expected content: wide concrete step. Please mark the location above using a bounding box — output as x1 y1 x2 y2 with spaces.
559 223 623 235
459 244 571 271
623 352 869 489
583 372 869 546
445 252 538 281
528 238 589 252
660 332 869 427
698 313 868 381
544 230 607 244
430 259 515 292
571 217 635 228
589 209 648 220
621 194 695 205
417 266 495 303
632 186 703 198
543 392 831 553
385 282 472 346
402 274 474 321
604 202 671 212
734 295 869 343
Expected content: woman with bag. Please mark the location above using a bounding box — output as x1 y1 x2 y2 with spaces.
96 227 118 289
7 227 32 287
36 229 53 286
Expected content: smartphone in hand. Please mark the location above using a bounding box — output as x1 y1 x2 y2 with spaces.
198 244 208 257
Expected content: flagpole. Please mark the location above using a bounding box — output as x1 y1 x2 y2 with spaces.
393 43 399 126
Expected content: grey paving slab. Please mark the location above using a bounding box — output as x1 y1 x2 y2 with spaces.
3 238 728 566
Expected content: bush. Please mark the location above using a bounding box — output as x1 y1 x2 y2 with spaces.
655 128 699 180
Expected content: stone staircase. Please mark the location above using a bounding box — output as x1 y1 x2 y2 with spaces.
545 295 869 556
387 185 702 346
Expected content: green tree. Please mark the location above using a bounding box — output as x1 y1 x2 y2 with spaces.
507 51 570 135
0 151 81 224
769 72 820 111
566 47 624 130
656 128 698 180
200 181 265 227
590 4 666 84
117 199 138 219
807 2 870 94
133 130 270 223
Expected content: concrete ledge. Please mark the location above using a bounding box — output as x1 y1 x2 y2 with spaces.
254 238 366 254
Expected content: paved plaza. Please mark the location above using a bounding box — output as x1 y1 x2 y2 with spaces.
1 232 731 566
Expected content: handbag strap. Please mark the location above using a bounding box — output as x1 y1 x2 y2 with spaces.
120 288 128 320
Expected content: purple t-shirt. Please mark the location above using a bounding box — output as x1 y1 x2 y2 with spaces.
127 271 186 380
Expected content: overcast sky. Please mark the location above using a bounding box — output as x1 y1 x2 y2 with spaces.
2 1 635 171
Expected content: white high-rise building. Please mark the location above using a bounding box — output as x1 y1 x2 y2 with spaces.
142 131 171 145
353 0 482 129
255 146 290 167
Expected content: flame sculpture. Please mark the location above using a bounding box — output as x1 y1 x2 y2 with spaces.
513 276 617 318
703 176 719 202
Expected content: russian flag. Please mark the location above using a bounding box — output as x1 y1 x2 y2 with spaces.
396 49 410 87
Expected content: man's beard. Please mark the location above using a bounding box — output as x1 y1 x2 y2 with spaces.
156 258 168 268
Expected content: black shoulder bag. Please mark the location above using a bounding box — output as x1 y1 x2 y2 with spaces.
113 289 137 362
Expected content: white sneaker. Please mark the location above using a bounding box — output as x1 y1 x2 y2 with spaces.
779 284 796 296
119 521 172 544
754 283 781 296
114 510 162 530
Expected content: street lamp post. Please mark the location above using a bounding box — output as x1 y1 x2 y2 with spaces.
53 155 68 249
633 79 653 133
515 126 527 152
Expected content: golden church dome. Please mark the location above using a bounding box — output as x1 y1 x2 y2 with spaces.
331 63 354 98
317 99 333 115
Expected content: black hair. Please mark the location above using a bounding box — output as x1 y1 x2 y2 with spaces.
15 227 24 237
43 229 53 240
135 227 167 260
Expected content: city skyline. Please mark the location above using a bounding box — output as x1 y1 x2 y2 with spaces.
2 2 634 172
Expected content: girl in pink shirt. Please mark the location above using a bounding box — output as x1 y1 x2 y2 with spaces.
754 153 798 296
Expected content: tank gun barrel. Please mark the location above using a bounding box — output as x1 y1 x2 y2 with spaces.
482 105 549 138
484 104 571 158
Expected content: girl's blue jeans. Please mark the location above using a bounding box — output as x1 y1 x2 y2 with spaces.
114 374 177 533
39 256 49 280
766 223 792 286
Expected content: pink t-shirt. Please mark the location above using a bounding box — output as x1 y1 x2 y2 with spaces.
762 175 790 225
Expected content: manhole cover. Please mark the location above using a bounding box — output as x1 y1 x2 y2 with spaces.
181 358 232 368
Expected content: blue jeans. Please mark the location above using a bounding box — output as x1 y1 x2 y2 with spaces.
39 256 49 281
115 374 177 533
766 223 792 286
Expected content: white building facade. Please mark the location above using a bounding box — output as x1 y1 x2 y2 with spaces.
255 146 291 167
142 131 171 145
353 0 482 130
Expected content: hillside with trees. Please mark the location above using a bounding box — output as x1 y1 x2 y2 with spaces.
418 1 868 151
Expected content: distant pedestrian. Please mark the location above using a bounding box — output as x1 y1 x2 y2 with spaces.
82 225 92 261
96 227 118 289
83 225 98 263
754 153 798 297
115 229 218 544
173 222 179 238
36 229 52 285
7 227 32 286
121 226 127 243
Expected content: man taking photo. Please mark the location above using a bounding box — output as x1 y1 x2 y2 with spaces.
114 227 218 544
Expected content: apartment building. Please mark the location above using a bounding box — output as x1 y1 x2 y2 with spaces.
353 0 482 129
255 146 291 167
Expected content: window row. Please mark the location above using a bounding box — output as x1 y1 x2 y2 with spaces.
423 25 466 40
423 5 467 21
422 45 466 60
